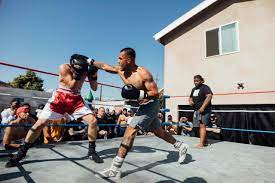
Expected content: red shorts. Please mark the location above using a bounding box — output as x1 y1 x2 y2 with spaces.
38 88 92 120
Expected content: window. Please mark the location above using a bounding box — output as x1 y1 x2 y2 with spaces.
205 22 239 57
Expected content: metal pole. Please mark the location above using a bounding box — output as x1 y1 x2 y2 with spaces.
99 85 103 101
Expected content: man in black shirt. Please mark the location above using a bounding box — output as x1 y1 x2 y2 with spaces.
189 75 213 148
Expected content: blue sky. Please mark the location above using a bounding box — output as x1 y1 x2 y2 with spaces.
0 0 202 100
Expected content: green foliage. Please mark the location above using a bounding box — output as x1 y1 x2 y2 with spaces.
9 70 44 91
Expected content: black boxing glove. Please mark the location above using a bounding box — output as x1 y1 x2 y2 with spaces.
88 65 98 80
121 84 148 100
88 65 98 75
70 54 89 80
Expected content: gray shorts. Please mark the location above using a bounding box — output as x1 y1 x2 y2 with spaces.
193 110 211 127
129 100 161 132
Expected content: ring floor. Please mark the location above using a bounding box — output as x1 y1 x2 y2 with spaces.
1 136 275 183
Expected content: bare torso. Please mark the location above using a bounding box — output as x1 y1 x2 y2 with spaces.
59 64 87 93
118 66 159 103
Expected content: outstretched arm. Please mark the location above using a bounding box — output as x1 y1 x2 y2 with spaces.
93 61 119 74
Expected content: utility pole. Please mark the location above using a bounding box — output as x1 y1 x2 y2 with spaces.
99 85 103 101
155 74 159 86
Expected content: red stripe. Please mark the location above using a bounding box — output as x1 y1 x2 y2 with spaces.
170 90 275 98
0 61 121 89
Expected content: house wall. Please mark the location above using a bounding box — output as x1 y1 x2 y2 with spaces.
163 0 275 119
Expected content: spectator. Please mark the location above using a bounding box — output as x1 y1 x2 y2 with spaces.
97 107 111 139
166 115 179 135
63 118 88 141
105 108 110 116
189 75 213 148
117 108 128 137
21 103 37 120
179 117 193 136
206 114 223 141
1 98 21 143
106 109 116 138
43 114 70 144
3 106 35 150
94 108 99 116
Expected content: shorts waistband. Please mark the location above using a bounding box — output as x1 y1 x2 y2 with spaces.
56 87 81 95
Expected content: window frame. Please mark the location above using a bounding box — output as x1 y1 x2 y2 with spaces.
204 21 240 58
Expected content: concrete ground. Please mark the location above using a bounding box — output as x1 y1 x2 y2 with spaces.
0 136 275 183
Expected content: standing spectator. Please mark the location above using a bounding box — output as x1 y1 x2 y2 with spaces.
179 117 193 136
117 108 128 137
1 98 21 143
3 106 35 150
189 75 213 148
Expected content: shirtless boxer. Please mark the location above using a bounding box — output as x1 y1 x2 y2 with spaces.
92 47 189 178
6 54 103 167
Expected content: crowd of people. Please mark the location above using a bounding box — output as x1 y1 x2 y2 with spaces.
0 98 162 150
0 97 222 152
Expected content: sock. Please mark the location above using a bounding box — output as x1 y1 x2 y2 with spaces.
89 141 96 153
173 141 182 149
110 156 124 171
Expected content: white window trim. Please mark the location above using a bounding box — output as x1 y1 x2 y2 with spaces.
204 21 240 59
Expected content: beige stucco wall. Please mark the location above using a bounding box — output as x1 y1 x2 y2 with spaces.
164 0 275 120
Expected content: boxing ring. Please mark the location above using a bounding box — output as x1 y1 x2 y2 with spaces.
1 136 275 183
1 61 275 182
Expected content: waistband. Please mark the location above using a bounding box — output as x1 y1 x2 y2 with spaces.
57 86 81 95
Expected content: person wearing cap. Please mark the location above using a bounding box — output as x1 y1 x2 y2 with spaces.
3 106 35 150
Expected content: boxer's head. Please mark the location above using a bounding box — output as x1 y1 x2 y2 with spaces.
193 75 204 88
118 47 136 71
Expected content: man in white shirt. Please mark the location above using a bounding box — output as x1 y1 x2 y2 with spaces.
1 98 21 143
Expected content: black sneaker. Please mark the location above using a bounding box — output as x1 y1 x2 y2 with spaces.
88 151 104 163
5 147 27 168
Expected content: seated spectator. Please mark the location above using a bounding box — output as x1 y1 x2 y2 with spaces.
63 118 87 141
117 108 128 137
1 98 20 143
43 114 70 144
179 117 193 136
21 103 37 120
106 109 117 138
206 113 223 141
3 106 35 150
166 115 179 135
97 107 112 139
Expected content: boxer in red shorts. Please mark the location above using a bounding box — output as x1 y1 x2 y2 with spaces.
6 54 103 167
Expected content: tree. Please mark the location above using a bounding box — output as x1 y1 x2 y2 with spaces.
9 70 44 91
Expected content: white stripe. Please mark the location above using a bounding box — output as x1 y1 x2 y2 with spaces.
178 109 275 113
93 103 139 109
0 93 11 96
32 96 49 100
139 90 145 100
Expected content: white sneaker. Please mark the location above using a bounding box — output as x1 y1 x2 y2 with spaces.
178 143 188 163
96 168 122 179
